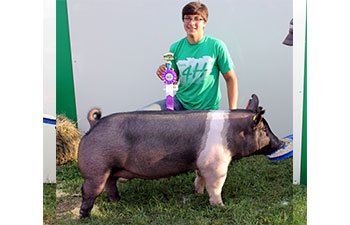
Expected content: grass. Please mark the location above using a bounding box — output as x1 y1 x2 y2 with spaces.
43 183 56 224
292 184 307 225
44 155 306 224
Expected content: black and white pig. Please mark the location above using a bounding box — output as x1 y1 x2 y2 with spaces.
78 94 284 218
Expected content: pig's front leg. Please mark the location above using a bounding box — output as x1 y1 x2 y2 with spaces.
194 170 206 195
204 170 227 206
197 146 231 206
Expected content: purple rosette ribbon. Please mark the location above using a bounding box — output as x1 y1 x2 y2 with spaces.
162 69 177 110
162 70 177 85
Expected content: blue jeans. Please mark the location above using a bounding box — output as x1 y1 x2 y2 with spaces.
139 96 187 111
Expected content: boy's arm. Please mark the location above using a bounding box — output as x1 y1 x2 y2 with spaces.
222 69 238 110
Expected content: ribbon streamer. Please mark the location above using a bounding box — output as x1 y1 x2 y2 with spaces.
162 70 177 110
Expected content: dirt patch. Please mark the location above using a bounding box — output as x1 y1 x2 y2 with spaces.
56 189 69 198
56 190 100 220
57 197 80 214
56 190 82 220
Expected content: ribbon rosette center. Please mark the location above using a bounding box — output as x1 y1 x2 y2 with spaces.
162 70 177 85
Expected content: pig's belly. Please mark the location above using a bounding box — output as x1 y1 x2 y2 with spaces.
110 146 198 179
113 157 197 180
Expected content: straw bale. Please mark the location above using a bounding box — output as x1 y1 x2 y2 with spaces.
56 115 81 165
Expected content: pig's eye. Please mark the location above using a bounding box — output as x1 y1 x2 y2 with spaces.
263 127 267 132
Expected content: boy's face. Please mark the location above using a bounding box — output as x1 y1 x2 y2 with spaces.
183 14 207 37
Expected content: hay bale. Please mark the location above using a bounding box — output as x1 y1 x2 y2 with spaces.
56 115 81 165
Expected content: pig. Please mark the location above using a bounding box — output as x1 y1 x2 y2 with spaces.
78 94 284 218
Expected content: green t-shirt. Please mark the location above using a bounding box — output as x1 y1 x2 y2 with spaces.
170 35 235 110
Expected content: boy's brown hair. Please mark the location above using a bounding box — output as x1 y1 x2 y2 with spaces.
182 2 208 22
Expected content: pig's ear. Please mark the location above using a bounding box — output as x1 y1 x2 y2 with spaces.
252 106 265 127
246 94 259 112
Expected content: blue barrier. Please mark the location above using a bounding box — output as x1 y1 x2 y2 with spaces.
43 116 56 125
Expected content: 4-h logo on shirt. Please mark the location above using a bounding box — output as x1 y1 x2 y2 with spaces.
176 56 214 84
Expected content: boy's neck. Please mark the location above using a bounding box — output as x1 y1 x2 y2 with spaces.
187 33 205 44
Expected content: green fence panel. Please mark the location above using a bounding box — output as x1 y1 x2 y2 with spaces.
300 11 307 185
56 0 77 123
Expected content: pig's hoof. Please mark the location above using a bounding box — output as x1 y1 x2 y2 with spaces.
211 203 225 207
196 189 204 195
210 200 225 207
108 195 121 202
79 210 90 219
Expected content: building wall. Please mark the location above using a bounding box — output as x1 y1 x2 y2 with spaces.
66 0 293 137
44 0 56 183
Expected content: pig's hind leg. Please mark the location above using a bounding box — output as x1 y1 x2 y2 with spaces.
105 174 121 202
79 172 110 219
